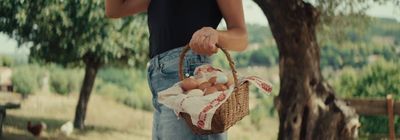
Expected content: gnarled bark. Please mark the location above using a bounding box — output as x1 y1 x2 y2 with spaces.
253 0 360 139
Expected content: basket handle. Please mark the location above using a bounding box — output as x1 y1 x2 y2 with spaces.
178 45 239 88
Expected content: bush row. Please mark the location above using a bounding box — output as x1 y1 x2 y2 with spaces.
11 65 82 95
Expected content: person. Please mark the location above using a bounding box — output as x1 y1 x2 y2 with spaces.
105 0 247 139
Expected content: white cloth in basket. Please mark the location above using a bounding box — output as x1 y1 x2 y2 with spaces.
158 64 272 130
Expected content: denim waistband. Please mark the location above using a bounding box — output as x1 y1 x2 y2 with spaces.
148 46 209 69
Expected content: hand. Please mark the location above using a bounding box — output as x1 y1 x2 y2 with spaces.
189 27 219 56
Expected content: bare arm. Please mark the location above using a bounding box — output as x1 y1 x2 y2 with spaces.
105 0 150 18
216 0 248 51
189 0 247 55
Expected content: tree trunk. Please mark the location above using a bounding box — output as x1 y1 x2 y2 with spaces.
73 60 100 129
253 0 360 139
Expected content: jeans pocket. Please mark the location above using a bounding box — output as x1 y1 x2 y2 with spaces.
160 59 179 76
186 56 211 76
147 63 161 111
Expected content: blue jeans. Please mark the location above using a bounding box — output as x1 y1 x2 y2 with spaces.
147 47 227 140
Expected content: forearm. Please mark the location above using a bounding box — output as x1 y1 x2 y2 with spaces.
105 0 125 17
105 0 148 18
217 27 248 52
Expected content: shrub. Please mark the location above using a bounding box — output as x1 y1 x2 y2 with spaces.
12 69 37 95
121 80 153 111
49 66 82 95
50 70 70 95
353 60 400 135
333 59 400 135
11 65 44 95
250 105 267 129
97 67 145 91
95 77 153 111
0 55 14 67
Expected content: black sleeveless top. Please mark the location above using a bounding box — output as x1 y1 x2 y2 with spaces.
147 0 222 58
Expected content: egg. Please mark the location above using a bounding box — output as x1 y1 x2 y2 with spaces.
195 76 208 84
208 76 217 85
199 82 212 91
215 74 228 84
214 84 228 91
186 89 204 96
180 78 199 91
204 87 218 95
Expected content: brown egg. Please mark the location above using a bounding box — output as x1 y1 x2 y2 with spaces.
214 84 228 91
180 78 199 91
208 76 217 85
199 82 212 91
204 87 218 96
196 77 208 84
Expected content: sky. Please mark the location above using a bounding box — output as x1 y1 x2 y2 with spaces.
1 0 399 55
242 0 400 25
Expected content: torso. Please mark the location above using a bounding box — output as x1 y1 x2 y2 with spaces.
147 0 222 58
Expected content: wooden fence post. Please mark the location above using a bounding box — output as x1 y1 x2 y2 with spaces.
387 94 395 140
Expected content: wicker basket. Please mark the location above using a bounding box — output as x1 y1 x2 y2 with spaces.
178 45 250 135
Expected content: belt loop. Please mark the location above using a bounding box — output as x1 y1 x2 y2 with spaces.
156 54 161 68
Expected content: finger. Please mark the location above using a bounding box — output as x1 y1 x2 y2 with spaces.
208 35 219 53
197 29 208 54
189 39 198 54
205 44 217 56
209 43 217 53
190 32 201 54
212 44 218 54
196 35 207 55
210 34 218 47
204 35 213 55
189 33 197 49
202 35 211 55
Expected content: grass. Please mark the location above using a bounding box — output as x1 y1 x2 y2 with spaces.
3 92 153 140
1 65 280 139
3 81 278 140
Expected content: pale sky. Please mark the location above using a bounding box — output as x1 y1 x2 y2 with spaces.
1 0 399 55
243 0 400 25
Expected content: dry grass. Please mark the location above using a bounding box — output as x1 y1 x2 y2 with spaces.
3 92 152 140
3 91 278 140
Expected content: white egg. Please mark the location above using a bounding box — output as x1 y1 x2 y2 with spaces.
186 89 204 96
215 74 228 84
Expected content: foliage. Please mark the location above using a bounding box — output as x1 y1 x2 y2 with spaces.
0 0 150 127
250 105 267 129
239 18 399 70
213 24 276 68
246 24 272 45
353 60 400 98
95 68 152 111
49 66 83 95
97 67 146 91
50 71 69 95
243 17 400 135
352 60 400 135
332 59 400 134
0 0 149 68
249 84 278 128
11 64 44 95
0 55 14 67
309 0 399 44
320 18 400 70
